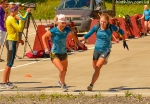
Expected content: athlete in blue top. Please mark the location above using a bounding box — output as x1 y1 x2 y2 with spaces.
50 26 71 54
84 24 124 52
42 14 82 92
80 13 129 91
143 9 150 21
140 5 150 35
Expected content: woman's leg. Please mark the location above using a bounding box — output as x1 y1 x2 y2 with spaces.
52 58 68 85
91 58 105 85
147 21 150 33
7 41 16 83
3 66 11 83
60 59 68 84
144 21 148 35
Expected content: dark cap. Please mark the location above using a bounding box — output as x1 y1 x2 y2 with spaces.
10 5 18 12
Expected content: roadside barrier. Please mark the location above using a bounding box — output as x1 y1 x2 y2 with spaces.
27 14 147 58
28 22 87 58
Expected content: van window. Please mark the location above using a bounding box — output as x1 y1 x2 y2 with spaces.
96 0 102 5
58 0 91 10
95 0 106 10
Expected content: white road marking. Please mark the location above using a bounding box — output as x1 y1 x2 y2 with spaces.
0 32 94 72
0 58 50 72
0 47 93 72
88 47 94 50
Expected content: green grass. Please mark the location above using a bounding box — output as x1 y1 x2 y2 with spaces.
0 91 146 104
105 2 144 17
32 1 145 19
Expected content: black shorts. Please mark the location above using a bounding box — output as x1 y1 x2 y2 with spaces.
50 52 67 61
6 40 17 67
144 19 149 21
93 50 110 60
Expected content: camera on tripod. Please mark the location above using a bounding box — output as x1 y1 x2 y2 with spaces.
7 2 36 10
22 2 36 10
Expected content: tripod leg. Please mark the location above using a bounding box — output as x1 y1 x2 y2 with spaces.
23 34 28 58
22 32 38 61
30 14 47 58
0 42 5 59
0 35 7 59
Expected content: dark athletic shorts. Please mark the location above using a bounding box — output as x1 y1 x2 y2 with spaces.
93 50 110 60
50 52 67 61
144 18 150 21
6 40 17 67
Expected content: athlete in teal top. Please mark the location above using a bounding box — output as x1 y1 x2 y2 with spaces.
50 26 71 54
80 13 128 91
143 9 150 21
140 5 150 36
84 24 124 52
42 14 82 92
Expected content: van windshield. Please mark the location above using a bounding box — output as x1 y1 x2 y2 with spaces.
58 0 91 10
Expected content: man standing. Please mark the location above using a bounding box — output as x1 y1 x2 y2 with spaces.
0 0 7 62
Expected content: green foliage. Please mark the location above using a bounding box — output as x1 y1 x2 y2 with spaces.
124 90 133 97
7 96 15 102
8 0 55 3
7 0 61 19
105 2 143 17
0 95 4 100
79 91 85 96
27 94 36 100
137 94 142 100
32 0 60 19
0 92 145 102
94 91 102 98
39 93 49 100
50 93 62 101
7 0 145 19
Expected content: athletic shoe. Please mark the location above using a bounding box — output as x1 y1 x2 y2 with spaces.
7 82 15 87
147 33 150 36
62 84 68 92
57 81 62 87
87 84 93 91
0 59 4 62
1 83 14 89
135 36 140 39
67 49 74 55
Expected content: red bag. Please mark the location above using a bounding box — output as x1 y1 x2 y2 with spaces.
66 34 77 51
26 50 44 58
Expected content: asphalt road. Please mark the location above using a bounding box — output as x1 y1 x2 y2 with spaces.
0 22 150 97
